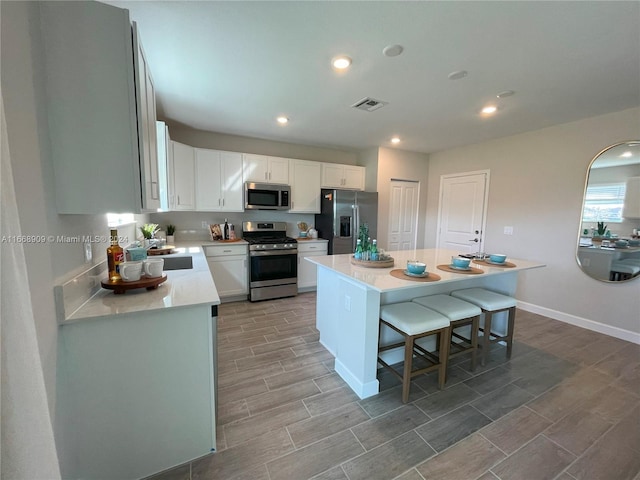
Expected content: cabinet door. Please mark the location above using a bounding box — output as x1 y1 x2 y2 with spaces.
298 247 327 289
207 256 248 297
195 149 223 211
134 23 160 211
156 122 170 211
290 159 321 213
40 3 143 213
171 141 196 210
268 157 290 184
342 165 365 190
220 151 244 211
321 163 345 188
243 154 269 183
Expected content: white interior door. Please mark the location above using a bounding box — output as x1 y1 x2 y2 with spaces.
437 171 489 253
387 180 419 251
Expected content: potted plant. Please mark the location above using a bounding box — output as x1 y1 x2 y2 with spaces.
140 223 159 247
166 224 176 245
596 221 608 236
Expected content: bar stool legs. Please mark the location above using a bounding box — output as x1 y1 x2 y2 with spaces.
377 302 451 402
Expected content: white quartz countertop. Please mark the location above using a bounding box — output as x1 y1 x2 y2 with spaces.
306 248 545 293
60 243 220 324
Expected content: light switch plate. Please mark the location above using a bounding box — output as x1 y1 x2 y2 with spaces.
504 226 514 235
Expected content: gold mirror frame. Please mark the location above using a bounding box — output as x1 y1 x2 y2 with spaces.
576 141 640 282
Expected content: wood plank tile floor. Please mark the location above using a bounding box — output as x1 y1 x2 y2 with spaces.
149 293 640 480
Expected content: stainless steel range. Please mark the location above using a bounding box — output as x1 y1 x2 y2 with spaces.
242 221 298 302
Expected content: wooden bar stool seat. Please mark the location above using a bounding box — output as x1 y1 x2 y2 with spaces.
450 288 517 366
412 294 481 379
378 302 450 403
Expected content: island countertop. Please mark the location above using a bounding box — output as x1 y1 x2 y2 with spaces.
306 248 545 292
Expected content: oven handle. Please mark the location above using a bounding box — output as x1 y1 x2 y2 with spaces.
249 249 298 257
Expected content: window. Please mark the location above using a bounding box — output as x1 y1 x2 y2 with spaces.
582 183 626 223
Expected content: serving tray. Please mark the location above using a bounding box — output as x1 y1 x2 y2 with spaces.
101 274 167 294
147 245 176 255
350 257 394 268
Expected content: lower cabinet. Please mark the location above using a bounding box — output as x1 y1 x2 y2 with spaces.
205 244 248 299
56 305 216 479
297 241 328 290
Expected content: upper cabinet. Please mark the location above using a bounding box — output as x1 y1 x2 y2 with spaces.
243 154 289 184
321 163 365 190
40 2 160 213
289 159 321 213
156 121 170 211
195 149 244 212
170 141 196 211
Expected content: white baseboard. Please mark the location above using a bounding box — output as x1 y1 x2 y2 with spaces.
517 301 640 345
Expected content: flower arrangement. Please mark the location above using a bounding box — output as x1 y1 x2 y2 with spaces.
297 221 308 232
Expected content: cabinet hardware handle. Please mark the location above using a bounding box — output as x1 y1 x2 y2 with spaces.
177 194 180 205
223 249 232 252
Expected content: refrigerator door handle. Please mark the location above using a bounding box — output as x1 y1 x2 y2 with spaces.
352 204 359 251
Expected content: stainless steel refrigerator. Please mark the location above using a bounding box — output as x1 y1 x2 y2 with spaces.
315 189 378 255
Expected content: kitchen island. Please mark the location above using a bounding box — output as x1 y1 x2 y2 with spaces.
307 248 545 399
55 244 220 480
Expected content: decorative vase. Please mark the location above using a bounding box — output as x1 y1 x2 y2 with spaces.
166 235 175 245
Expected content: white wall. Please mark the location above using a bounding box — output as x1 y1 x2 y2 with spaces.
425 107 640 338
167 124 359 165
375 147 430 250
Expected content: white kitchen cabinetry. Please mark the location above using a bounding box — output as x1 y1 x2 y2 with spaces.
171 141 196 211
156 121 170 211
321 163 365 190
290 159 322 213
243 153 290 184
298 240 328 290
195 149 244 212
56 305 216 479
40 2 160 213
205 244 248 299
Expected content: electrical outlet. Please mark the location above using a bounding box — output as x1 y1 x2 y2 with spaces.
582 258 591 267
201 221 209 229
504 226 514 235
344 295 351 312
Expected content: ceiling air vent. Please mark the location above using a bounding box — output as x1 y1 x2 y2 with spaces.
351 97 388 112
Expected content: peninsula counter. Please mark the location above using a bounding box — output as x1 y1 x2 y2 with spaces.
306 248 545 399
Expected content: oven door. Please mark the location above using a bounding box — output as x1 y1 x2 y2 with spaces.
249 250 297 287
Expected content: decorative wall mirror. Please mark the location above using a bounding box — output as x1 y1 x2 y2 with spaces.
576 141 640 282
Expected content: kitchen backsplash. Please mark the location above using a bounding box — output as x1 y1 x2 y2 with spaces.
149 210 316 240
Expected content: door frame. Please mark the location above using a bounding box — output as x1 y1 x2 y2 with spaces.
435 169 490 251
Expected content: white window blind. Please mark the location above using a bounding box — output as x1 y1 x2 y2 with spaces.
582 183 626 223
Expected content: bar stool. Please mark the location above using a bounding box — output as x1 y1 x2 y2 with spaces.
610 261 640 281
412 294 481 379
378 302 451 403
450 288 517 366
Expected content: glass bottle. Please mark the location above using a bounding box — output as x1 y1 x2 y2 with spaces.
223 218 229 240
354 239 363 260
107 229 124 282
370 239 379 261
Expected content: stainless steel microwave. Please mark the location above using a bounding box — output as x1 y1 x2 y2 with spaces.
244 182 291 210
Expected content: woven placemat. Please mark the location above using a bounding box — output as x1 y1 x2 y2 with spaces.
390 269 441 282
473 259 516 268
437 264 484 275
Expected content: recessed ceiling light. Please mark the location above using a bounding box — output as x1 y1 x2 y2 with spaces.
448 70 468 80
382 44 404 57
276 116 289 124
481 105 498 115
496 90 515 99
391 137 401 144
332 56 352 69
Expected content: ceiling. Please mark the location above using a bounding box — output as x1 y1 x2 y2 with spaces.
104 1 640 155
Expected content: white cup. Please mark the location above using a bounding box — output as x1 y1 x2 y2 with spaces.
143 258 164 278
120 261 143 282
